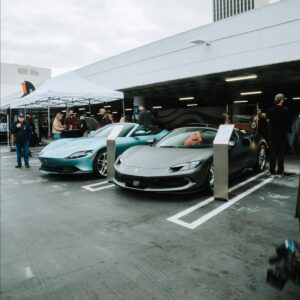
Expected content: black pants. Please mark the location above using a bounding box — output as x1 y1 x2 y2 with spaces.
269 137 286 174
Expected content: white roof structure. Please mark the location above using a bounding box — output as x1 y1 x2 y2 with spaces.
8 71 124 109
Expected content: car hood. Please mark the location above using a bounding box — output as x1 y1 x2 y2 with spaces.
39 137 105 158
120 146 212 169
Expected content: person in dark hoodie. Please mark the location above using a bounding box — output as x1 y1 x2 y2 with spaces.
11 112 32 168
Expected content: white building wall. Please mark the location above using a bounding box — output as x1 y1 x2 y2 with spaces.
0 63 51 105
77 0 299 91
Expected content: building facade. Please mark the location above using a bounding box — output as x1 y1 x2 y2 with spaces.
213 0 270 21
0 63 51 107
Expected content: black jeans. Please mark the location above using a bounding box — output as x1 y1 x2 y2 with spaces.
269 137 286 174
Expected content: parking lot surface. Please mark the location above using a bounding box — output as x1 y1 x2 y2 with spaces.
1 146 299 300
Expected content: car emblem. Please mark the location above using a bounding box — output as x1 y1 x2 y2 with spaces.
134 168 139 173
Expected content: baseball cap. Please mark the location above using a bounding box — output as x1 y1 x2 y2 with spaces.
18 112 25 117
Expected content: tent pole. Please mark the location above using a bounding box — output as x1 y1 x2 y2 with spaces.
48 98 51 141
88 99 91 130
24 104 27 117
7 109 10 150
122 98 125 119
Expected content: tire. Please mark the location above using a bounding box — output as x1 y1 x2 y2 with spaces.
93 149 107 178
254 144 267 173
205 163 214 193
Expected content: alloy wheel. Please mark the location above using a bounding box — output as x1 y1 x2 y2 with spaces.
258 146 266 171
97 152 107 176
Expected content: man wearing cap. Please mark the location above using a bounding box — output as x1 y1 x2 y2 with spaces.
267 93 290 178
11 113 32 168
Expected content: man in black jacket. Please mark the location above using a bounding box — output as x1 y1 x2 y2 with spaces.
11 112 31 168
138 104 154 130
97 109 111 127
267 93 290 178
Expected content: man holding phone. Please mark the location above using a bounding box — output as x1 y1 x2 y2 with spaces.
11 112 31 168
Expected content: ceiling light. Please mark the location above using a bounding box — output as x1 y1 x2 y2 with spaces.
233 100 249 104
61 110 66 113
240 91 262 96
125 108 132 111
225 74 257 82
186 104 198 107
292 97 300 100
152 106 162 109
179 97 195 101
104 105 111 108
78 108 86 111
112 111 118 114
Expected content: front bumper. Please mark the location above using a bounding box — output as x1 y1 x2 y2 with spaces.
39 155 94 174
113 170 204 193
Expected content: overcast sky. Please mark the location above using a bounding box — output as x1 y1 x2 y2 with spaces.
1 0 213 76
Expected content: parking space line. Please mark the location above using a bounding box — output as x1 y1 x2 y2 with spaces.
167 171 268 222
25 266 34 278
82 181 115 192
167 171 272 230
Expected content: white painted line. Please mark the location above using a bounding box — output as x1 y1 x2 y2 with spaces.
168 177 272 229
82 181 108 188
167 171 268 221
25 266 33 278
82 181 114 192
285 168 300 174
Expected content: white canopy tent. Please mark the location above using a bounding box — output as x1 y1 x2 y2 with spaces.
7 71 125 140
9 71 124 108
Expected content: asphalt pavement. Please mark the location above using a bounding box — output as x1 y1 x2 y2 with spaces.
1 146 299 300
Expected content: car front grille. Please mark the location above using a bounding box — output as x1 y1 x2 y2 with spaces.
40 165 79 173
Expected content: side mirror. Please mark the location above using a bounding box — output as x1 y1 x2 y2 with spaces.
88 130 95 137
134 130 146 137
228 140 236 147
147 138 156 145
242 137 251 147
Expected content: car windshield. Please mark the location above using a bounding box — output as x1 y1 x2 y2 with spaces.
91 124 135 138
156 127 217 149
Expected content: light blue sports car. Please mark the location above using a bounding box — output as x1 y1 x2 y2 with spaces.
39 123 168 177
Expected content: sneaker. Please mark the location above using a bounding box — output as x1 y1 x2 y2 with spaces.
25 164 30 168
268 172 276 178
15 165 22 168
276 174 283 179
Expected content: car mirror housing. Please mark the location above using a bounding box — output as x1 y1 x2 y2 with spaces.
242 137 251 147
134 130 146 137
228 140 236 147
147 138 157 145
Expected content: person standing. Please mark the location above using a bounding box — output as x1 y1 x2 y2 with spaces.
267 93 290 178
138 104 154 130
65 110 79 130
11 112 31 168
97 109 111 127
52 113 65 140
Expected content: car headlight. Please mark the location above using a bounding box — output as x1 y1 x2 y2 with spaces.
115 156 123 165
66 150 93 159
170 160 202 172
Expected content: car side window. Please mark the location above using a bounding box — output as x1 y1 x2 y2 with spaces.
118 124 135 137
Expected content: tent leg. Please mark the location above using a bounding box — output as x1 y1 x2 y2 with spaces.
48 99 51 141
122 98 125 118
88 99 91 130
7 110 10 150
